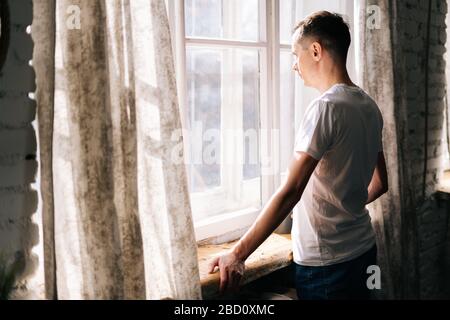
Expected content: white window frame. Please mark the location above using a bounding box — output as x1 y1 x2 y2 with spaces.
168 0 284 242
168 0 358 242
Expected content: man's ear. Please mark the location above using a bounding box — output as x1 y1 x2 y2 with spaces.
311 42 322 61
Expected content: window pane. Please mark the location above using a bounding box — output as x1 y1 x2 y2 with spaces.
185 0 260 41
186 47 262 218
280 0 296 44
186 48 222 193
280 0 355 45
242 51 260 180
280 51 295 172
185 0 222 38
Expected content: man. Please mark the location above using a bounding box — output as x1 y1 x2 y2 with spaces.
209 11 388 300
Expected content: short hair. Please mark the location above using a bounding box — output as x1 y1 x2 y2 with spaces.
293 11 351 62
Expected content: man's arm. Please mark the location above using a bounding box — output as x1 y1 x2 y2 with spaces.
366 151 388 204
208 151 319 293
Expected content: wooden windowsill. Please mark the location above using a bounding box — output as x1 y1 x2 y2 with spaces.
436 183 450 194
436 171 450 194
197 233 292 299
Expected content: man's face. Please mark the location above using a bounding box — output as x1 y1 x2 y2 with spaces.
291 35 320 88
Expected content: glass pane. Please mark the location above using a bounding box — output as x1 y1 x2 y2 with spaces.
186 47 262 217
280 0 296 44
185 0 260 41
185 0 222 39
280 0 355 45
242 51 260 180
186 48 222 193
280 51 296 172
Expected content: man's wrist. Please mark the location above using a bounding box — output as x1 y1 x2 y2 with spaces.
231 242 247 262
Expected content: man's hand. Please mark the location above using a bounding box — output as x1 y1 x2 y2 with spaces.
208 251 245 295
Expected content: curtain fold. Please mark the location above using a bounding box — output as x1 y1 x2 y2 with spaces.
358 0 418 299
32 0 57 300
32 0 201 300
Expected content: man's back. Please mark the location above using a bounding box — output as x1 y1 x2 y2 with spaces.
292 83 383 266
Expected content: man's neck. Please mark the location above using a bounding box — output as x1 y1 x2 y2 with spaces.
316 64 355 93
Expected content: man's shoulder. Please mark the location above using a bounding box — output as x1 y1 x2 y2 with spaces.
319 86 380 111
307 95 339 117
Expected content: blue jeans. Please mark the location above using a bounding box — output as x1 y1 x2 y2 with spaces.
295 245 377 300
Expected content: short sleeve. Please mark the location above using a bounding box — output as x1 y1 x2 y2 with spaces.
294 100 334 160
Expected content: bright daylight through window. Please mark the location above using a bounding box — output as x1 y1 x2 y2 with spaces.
168 0 358 241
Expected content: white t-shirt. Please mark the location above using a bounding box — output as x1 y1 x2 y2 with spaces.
292 83 383 266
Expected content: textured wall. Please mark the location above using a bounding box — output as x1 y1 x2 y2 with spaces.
400 0 447 196
0 0 43 299
395 0 449 299
417 196 450 298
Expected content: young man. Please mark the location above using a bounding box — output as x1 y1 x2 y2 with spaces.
209 11 388 300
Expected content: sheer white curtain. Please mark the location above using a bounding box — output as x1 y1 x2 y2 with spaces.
357 0 418 299
32 0 201 300
441 6 450 175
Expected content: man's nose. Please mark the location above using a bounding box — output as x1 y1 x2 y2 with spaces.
292 62 298 72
